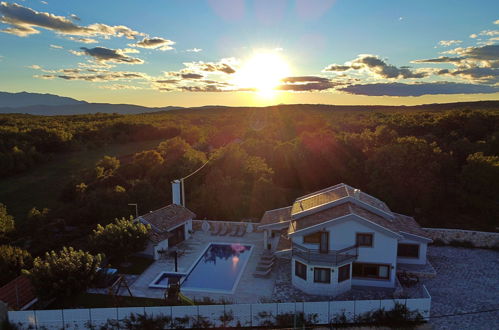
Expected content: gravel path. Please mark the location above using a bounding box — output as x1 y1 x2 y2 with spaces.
424 246 499 329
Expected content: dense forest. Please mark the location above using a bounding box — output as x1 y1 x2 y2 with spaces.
1 103 498 258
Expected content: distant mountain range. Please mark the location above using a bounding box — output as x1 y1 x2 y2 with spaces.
0 91 181 115
0 91 497 115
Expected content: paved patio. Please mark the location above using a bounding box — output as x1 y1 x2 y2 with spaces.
128 230 277 303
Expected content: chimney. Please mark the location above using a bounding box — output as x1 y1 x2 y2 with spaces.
353 189 361 199
172 180 183 205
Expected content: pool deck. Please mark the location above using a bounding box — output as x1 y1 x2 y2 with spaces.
129 230 277 303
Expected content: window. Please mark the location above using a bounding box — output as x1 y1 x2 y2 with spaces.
356 233 373 247
303 231 321 244
397 244 419 258
295 260 307 280
314 267 331 283
338 264 350 283
352 263 390 280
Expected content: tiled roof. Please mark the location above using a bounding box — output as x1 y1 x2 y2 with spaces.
260 206 292 226
289 203 351 234
288 201 430 240
291 184 348 215
291 183 392 217
0 275 36 310
139 204 195 243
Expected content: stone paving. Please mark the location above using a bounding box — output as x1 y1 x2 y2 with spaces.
422 246 499 330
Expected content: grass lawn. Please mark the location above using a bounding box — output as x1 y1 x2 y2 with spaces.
48 292 168 309
0 139 165 221
116 256 155 275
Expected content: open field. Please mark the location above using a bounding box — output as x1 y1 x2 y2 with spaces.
0 139 165 221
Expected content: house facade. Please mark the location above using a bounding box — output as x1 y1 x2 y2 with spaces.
137 204 195 260
259 183 431 296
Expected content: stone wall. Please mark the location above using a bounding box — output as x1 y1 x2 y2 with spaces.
423 228 499 248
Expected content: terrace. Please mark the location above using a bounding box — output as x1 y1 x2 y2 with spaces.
291 241 358 266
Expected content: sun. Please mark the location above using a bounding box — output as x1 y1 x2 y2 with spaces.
233 52 290 98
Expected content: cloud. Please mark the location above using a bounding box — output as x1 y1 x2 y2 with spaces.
414 45 499 69
69 14 80 21
129 37 175 51
184 58 238 74
75 47 144 64
98 84 144 90
66 36 98 43
0 2 145 39
339 82 499 96
470 33 478 39
324 54 429 79
49 44 62 49
186 48 202 53
438 40 462 47
495 19 499 25
277 76 337 91
35 69 149 82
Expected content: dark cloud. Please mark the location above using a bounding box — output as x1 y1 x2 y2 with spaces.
184 59 237 74
324 55 428 79
180 73 204 79
340 82 499 96
0 2 144 39
78 47 144 64
130 37 175 51
281 76 330 83
278 76 336 91
178 85 224 92
414 45 499 68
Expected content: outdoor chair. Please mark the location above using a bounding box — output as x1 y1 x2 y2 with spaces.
253 268 272 278
229 225 239 236
219 223 229 236
236 225 246 237
210 223 221 236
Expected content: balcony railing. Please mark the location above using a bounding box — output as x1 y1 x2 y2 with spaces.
291 242 358 266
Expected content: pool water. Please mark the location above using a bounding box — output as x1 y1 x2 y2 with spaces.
181 243 253 293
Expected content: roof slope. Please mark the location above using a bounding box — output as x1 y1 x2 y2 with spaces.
291 183 392 217
139 204 195 243
0 275 36 310
260 206 292 226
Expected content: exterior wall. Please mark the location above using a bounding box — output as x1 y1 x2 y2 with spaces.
292 215 398 288
142 241 155 258
423 228 499 248
397 238 427 265
153 239 169 260
291 257 352 296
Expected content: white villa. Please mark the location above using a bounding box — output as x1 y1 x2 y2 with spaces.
258 183 432 296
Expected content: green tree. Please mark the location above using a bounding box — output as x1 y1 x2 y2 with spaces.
27 247 103 300
0 203 15 241
0 245 33 286
90 217 150 262
95 156 120 178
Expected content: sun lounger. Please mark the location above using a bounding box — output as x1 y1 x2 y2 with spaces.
219 223 229 236
258 259 274 268
261 254 275 262
253 268 272 278
210 223 221 236
236 225 246 237
229 225 239 236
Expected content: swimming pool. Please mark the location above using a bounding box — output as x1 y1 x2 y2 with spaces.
149 243 253 293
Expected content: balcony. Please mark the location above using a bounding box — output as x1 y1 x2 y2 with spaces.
291 242 358 266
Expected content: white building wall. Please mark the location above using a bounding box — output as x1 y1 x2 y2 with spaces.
396 238 427 265
291 257 352 296
292 215 398 288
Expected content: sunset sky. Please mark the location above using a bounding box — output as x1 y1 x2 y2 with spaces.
0 0 498 107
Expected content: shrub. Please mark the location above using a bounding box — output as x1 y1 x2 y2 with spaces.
90 217 149 262
0 245 32 286
26 247 103 300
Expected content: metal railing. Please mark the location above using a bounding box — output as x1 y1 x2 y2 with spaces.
292 242 358 266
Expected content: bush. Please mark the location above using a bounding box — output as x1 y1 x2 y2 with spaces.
26 247 103 300
90 217 149 262
0 245 32 286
